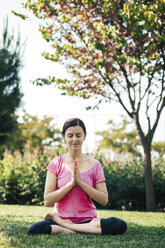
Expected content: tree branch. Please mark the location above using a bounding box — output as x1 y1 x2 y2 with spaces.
146 91 151 136
104 76 133 118
119 64 136 112
149 61 165 142
149 97 165 143
134 111 146 147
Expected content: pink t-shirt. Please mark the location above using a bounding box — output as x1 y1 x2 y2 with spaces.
46 155 106 223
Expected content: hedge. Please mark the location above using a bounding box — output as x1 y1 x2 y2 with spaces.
0 148 164 211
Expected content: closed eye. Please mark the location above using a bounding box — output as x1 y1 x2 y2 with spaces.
67 133 82 138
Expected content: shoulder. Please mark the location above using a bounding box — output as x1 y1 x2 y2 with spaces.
85 155 100 168
46 155 64 174
49 155 63 165
85 154 98 163
88 157 103 171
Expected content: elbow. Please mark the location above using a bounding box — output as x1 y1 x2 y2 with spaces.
44 198 49 207
101 195 108 206
44 195 51 207
44 200 50 207
102 199 108 207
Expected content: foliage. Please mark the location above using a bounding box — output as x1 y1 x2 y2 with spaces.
0 205 165 248
0 147 67 205
152 141 165 155
0 17 24 147
96 116 165 160
152 154 165 209
23 0 165 101
21 0 165 211
0 149 164 211
96 116 141 157
97 155 145 210
22 0 165 119
5 110 62 153
96 153 165 211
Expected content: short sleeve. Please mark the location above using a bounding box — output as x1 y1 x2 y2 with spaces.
94 162 106 185
46 156 62 176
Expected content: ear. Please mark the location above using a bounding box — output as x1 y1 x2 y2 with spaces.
84 133 87 140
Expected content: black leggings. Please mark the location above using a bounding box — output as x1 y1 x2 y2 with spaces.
28 217 127 235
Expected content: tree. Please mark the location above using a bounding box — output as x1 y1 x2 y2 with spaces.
96 116 165 159
0 18 23 148
6 110 62 153
23 0 165 211
96 117 142 158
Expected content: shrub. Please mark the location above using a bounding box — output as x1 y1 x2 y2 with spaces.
0 149 164 211
152 155 165 211
95 153 165 211
0 147 65 205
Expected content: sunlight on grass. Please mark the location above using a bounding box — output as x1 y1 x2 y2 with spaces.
0 205 165 248
0 232 10 248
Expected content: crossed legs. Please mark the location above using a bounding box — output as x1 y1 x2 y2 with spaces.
28 213 127 235
45 213 102 235
51 224 76 234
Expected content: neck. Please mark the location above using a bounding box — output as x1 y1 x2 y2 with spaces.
67 150 83 161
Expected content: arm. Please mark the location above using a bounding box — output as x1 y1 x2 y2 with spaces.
44 170 75 207
75 166 108 206
78 180 108 206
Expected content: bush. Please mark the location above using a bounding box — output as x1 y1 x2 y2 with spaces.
0 149 164 211
152 155 165 211
95 154 165 211
0 146 65 205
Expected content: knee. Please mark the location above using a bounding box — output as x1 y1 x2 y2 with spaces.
101 217 127 235
28 221 51 235
111 217 127 235
28 223 39 235
115 218 127 235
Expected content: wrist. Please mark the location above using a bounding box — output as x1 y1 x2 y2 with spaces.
77 178 85 187
68 180 75 188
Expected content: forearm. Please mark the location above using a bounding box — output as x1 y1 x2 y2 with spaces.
78 181 108 206
44 182 73 207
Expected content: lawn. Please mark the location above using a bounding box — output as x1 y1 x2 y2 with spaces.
0 204 164 248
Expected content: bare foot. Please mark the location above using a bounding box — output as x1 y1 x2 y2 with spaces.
66 220 73 225
44 213 72 226
44 212 60 223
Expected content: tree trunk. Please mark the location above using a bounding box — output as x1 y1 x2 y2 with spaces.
142 142 156 211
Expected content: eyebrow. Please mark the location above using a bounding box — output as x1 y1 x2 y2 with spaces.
67 132 82 135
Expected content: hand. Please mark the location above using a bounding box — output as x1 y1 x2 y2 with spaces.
75 162 83 186
70 162 76 187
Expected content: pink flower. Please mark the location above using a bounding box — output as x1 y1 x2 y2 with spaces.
129 202 132 208
122 205 125 210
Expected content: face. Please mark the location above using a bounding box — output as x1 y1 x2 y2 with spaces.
63 126 86 150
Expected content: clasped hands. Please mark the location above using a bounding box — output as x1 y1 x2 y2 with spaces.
70 161 83 187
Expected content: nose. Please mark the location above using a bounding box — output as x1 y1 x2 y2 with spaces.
73 135 77 141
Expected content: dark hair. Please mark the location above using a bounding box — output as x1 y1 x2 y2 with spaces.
62 118 86 136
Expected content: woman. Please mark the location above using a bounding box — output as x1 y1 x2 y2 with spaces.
28 118 127 235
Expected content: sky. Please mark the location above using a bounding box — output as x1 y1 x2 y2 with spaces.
0 0 165 152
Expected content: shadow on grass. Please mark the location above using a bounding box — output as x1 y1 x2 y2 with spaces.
0 217 165 248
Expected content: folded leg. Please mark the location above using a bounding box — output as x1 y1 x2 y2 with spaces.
45 213 127 235
28 219 75 235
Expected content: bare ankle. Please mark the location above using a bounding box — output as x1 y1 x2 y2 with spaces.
63 229 75 234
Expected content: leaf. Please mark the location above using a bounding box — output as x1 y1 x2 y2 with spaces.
11 11 28 20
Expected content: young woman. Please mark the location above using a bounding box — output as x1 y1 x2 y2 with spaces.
28 118 127 235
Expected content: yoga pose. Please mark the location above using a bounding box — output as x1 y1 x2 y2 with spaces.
28 118 127 235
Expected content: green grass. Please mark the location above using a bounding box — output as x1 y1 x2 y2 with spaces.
0 204 165 248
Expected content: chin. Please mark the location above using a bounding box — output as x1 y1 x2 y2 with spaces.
71 145 81 149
